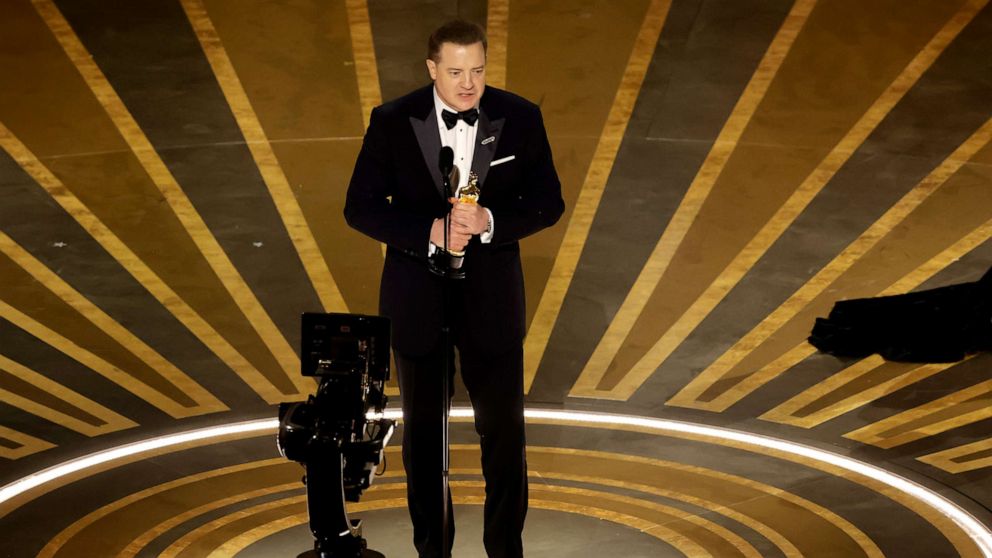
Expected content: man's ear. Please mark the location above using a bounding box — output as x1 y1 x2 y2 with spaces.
426 59 438 81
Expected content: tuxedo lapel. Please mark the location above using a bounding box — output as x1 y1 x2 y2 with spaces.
410 87 506 198
471 107 504 188
410 100 444 199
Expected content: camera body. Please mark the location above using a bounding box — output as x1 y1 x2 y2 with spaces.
278 313 394 502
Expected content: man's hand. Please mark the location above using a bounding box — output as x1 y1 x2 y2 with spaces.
431 217 471 252
449 197 489 236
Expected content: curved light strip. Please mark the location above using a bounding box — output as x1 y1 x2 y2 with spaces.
0 420 278 508
523 409 992 557
2 408 990 556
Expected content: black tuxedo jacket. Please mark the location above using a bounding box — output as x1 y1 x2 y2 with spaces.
344 85 564 357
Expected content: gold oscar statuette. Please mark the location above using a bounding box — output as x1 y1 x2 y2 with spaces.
448 171 480 258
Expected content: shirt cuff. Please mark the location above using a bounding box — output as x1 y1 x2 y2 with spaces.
479 208 495 244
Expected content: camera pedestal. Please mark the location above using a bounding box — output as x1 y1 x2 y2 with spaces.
278 313 394 558
291 446 390 558
299 451 371 558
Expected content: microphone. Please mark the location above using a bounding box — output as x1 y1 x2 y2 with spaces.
439 146 454 192
436 146 464 272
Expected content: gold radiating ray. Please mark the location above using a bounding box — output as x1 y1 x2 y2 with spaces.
0 353 137 436
846 377 992 449
0 231 225 417
485 0 510 89
346 3 393 396
344 0 383 129
755 216 992 385
342 0 390 264
0 122 291 404
0 298 205 418
180 0 348 315
761 357 966 428
569 0 817 399
697 229 992 415
524 0 673 392
919 438 992 474
0 425 54 460
32 0 308 394
670 129 992 413
576 0 986 401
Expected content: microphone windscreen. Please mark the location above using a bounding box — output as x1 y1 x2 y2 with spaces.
439 146 454 174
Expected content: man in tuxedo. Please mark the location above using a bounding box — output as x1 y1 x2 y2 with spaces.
344 20 563 558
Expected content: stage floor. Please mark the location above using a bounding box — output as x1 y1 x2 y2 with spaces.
2 0 992 556
4 409 991 557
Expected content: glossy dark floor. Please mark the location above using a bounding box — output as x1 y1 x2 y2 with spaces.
1 0 991 557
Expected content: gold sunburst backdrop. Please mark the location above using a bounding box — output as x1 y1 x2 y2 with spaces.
1 0 991 544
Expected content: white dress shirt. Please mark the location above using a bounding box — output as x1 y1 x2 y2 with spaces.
430 87 494 255
434 87 478 195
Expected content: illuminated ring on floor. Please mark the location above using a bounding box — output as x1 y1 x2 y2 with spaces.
2 407 991 556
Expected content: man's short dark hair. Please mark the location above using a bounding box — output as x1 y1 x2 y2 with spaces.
427 20 487 62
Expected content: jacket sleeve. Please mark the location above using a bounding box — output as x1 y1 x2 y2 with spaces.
485 107 565 245
343 107 435 257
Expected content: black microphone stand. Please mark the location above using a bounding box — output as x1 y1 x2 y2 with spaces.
437 147 455 558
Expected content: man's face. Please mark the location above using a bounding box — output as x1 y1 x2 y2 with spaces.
426 41 486 112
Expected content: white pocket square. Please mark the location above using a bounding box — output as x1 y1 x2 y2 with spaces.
490 155 515 167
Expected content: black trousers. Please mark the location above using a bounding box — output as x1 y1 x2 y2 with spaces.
395 341 528 558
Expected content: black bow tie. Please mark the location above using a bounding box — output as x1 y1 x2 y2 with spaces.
441 108 479 129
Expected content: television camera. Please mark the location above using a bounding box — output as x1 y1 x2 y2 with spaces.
277 313 394 558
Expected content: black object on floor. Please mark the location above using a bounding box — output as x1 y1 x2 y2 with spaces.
809 267 992 362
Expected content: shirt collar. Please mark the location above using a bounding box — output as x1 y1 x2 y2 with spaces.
433 86 479 124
